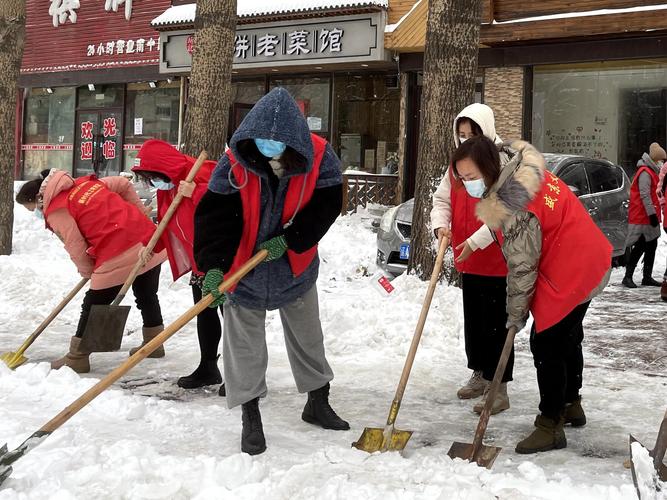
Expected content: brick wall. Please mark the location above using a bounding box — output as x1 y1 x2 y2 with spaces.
483 67 525 141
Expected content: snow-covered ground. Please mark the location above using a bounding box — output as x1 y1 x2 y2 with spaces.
1 189 666 499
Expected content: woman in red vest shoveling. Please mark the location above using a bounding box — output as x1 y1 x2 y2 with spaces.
431 103 514 415
451 136 612 454
132 139 226 395
622 142 665 288
16 169 167 373
193 88 349 455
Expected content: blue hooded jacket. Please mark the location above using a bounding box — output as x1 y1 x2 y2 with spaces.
202 87 342 310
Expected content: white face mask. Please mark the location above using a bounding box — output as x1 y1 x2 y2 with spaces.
458 137 468 144
462 178 486 198
34 207 44 220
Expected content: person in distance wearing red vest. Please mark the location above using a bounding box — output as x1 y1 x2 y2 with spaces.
193 88 349 455
431 103 515 414
16 169 167 373
452 136 612 454
132 140 226 395
622 142 665 288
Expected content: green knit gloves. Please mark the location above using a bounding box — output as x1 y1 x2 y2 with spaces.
259 235 288 262
202 268 226 308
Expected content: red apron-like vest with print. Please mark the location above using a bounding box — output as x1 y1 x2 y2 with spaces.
449 169 507 277
629 165 662 225
225 134 326 291
523 171 612 333
46 176 155 269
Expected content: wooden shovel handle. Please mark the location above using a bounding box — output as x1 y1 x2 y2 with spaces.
112 150 209 306
14 278 89 355
653 407 667 467
385 236 449 426
470 325 519 461
39 249 267 434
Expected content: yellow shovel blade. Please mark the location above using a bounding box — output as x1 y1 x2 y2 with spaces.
352 426 413 453
0 351 28 370
447 441 502 469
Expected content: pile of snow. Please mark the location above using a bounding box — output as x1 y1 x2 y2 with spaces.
1 185 665 499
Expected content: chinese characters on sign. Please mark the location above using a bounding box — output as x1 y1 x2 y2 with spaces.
104 0 133 21
49 0 134 27
80 118 118 161
49 0 80 28
160 14 385 73
86 38 158 57
544 173 561 211
234 28 344 61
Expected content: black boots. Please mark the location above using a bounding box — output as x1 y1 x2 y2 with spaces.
302 383 350 430
241 397 266 455
622 276 638 288
642 276 662 287
177 356 223 390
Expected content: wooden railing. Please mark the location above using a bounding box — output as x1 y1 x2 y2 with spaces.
341 172 399 214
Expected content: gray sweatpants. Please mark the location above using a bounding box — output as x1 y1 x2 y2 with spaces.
222 285 334 408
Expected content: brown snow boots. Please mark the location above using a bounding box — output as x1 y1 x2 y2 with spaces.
51 336 90 373
564 396 587 427
457 370 488 399
128 325 165 358
515 414 567 454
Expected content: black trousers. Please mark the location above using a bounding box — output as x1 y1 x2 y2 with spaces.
530 301 591 419
75 264 164 337
626 235 658 279
191 284 223 361
462 273 513 383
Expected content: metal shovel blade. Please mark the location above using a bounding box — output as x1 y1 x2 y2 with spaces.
0 443 11 486
78 305 130 352
0 351 28 370
447 441 502 469
352 426 413 453
630 435 667 499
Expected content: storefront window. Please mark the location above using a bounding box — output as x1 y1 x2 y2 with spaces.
333 74 400 174
230 79 266 137
22 87 75 177
124 81 181 169
270 76 331 138
77 84 124 109
532 60 667 177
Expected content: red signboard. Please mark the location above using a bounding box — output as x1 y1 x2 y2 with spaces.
22 0 171 74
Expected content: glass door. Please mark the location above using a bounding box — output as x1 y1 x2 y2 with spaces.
74 109 123 177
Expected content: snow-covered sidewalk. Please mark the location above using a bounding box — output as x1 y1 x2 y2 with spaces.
1 198 665 499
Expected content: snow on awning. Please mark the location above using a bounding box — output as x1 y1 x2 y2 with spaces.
152 1 388 27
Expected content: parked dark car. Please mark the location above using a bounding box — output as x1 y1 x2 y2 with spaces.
377 154 630 276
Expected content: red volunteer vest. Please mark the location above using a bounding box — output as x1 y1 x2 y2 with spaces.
225 134 326 291
449 169 507 277
524 171 612 333
629 166 662 225
46 176 156 269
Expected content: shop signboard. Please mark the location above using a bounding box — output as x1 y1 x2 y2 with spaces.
159 12 389 73
22 0 170 75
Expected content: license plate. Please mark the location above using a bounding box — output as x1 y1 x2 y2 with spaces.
400 243 410 260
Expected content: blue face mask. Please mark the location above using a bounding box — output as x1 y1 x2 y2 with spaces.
151 179 175 191
34 208 44 220
463 178 486 198
255 138 287 158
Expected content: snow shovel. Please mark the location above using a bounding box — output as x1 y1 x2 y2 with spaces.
629 407 667 499
0 278 89 369
447 325 518 468
352 236 449 453
0 249 268 487
79 151 208 352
